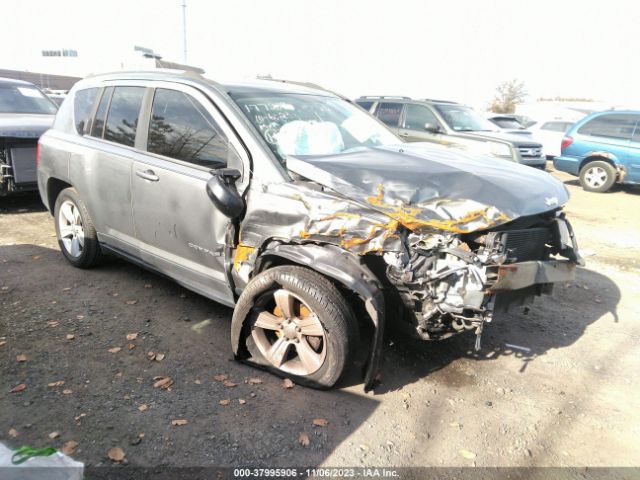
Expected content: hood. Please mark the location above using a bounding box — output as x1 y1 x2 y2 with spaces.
453 129 540 146
286 142 569 234
0 113 54 139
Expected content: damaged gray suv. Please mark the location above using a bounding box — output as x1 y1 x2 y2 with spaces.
38 71 582 390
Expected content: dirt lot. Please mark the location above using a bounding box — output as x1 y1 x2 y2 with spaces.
1 169 639 470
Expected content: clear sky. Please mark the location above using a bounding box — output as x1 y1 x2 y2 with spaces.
2 0 639 108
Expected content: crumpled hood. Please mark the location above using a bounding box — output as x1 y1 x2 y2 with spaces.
286 142 569 234
0 113 54 138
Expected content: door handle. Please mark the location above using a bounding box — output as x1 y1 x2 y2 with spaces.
136 169 159 182
398 132 410 137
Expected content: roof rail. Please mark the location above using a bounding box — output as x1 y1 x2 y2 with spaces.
257 77 348 100
357 95 412 100
422 98 458 104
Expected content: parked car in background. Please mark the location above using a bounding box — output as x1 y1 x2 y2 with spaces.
357 96 546 169
554 111 640 192
529 120 574 158
38 71 580 390
0 77 57 196
486 114 531 134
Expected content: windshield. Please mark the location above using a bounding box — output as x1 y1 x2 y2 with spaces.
435 104 497 132
230 92 399 162
0 84 58 115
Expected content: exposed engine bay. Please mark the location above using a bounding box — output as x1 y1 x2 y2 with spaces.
383 212 581 348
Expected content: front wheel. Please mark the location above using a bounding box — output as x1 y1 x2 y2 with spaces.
579 160 617 193
233 266 358 389
54 188 102 268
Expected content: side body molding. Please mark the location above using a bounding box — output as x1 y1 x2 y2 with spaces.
230 243 385 392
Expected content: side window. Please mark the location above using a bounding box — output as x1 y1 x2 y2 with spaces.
404 104 439 130
631 117 640 143
147 88 233 169
90 87 113 138
104 87 145 147
73 88 99 134
356 101 374 112
376 102 403 127
577 114 636 141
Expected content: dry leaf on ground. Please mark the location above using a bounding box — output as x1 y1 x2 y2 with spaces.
48 380 65 387
125 300 138 305
154 353 165 361
459 449 477 459
66 334 75 340
8 428 18 438
223 380 237 388
47 321 60 327
0 341 6 347
138 404 148 412
127 343 136 350
126 333 138 341
312 418 329 427
16 354 28 362
171 419 188 426
298 432 310 447
74 413 87 421
108 347 121 354
62 389 73 395
62 441 78 455
9 383 26 393
108 447 125 462
282 378 294 389
247 378 263 385
213 374 228 382
153 376 173 389
219 399 230 406
48 431 60 439
194 379 202 385
62 287 71 291
238 399 246 405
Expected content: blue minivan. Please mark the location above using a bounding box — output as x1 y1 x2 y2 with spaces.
554 110 640 192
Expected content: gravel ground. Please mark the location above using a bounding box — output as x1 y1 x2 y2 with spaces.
1 169 639 470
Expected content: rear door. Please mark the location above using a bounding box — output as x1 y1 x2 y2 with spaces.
397 103 445 143
131 83 245 305
72 85 145 253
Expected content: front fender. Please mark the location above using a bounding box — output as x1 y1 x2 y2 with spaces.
231 243 385 392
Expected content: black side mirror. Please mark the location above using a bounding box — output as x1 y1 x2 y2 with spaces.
424 123 441 133
206 168 244 218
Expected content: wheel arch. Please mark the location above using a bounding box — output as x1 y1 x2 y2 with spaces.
578 153 618 173
46 177 73 215
232 242 386 392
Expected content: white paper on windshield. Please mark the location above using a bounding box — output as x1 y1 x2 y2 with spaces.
17 87 43 98
341 115 376 143
276 121 344 156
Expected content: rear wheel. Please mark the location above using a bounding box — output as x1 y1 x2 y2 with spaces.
54 188 102 268
233 266 357 389
579 160 616 193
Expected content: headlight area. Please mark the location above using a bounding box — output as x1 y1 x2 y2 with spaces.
382 212 580 349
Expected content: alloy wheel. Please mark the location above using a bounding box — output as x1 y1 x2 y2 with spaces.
58 200 85 258
584 166 608 188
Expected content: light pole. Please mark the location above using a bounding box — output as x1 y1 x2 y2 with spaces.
181 0 188 63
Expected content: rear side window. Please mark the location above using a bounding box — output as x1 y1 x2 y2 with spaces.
90 87 113 138
404 104 439 130
147 88 232 169
577 114 636 141
104 87 145 147
376 102 403 127
73 88 99 134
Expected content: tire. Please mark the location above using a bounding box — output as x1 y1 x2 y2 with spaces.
579 160 617 193
54 187 102 268
233 265 358 389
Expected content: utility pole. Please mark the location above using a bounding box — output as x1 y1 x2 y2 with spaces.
181 0 188 63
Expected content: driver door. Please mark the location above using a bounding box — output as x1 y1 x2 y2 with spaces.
398 103 446 144
131 84 245 306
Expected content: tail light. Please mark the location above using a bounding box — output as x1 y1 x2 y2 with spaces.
36 142 41 165
561 136 573 151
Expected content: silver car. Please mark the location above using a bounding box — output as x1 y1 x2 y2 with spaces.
38 71 581 390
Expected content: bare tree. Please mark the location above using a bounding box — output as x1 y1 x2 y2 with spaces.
489 79 527 113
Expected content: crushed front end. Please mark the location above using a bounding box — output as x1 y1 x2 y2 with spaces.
383 211 582 348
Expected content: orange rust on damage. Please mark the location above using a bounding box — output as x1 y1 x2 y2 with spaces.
367 184 510 233
233 244 256 270
341 219 399 249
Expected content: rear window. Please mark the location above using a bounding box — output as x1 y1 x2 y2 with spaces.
0 83 58 115
577 114 637 141
375 102 403 127
73 88 99 134
104 87 145 147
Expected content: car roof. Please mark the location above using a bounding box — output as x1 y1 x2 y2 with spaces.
0 77 37 87
76 70 337 98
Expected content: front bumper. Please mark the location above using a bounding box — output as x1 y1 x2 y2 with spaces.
518 156 547 169
488 260 576 292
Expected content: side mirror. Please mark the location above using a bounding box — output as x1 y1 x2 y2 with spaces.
424 123 441 133
206 168 244 218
